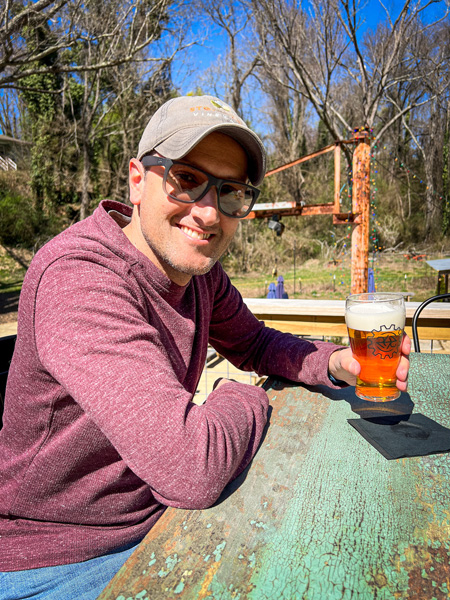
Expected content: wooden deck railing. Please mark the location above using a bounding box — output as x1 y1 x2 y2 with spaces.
2 299 449 358
0 155 17 171
243 298 450 342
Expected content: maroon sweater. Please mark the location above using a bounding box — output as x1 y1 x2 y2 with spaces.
0 200 341 570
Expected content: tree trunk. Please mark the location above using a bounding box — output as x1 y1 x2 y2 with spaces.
443 103 450 236
424 158 438 240
80 140 91 221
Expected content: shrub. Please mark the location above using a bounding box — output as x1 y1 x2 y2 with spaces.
0 192 39 247
0 190 65 249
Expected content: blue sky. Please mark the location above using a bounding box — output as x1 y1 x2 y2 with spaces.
2 0 448 136
175 0 450 97
171 0 449 140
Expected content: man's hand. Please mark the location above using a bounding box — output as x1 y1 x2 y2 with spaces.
328 334 411 390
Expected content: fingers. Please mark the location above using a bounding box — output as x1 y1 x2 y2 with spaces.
395 333 411 391
330 334 411 392
340 348 360 376
348 357 361 377
401 333 412 356
328 348 359 386
396 354 410 389
397 354 410 380
396 378 409 392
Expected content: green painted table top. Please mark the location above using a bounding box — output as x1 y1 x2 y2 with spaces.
99 353 450 600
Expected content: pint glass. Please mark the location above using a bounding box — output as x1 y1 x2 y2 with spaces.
345 293 405 402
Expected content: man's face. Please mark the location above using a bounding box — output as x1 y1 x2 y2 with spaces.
127 132 248 286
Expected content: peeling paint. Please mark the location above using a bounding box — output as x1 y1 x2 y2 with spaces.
212 541 226 562
158 553 180 577
173 581 185 594
249 520 268 530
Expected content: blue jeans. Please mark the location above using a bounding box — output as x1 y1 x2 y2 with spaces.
0 541 140 600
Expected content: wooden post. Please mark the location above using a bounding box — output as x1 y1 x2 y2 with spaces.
351 130 371 294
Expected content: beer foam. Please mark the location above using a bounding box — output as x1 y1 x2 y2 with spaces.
345 302 405 332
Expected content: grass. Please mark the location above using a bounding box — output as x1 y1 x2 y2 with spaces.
229 253 444 302
0 246 31 294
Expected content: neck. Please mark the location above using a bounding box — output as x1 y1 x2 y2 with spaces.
123 212 191 287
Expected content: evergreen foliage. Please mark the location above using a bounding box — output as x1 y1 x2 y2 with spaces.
20 19 62 213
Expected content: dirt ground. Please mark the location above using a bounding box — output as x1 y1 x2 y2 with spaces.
0 291 19 324
0 245 28 332
0 287 19 335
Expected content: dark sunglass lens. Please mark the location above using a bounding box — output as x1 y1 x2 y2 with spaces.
166 164 208 201
219 185 254 217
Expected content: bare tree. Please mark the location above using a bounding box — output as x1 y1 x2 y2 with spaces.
252 0 449 144
60 0 183 219
260 72 308 205
1 0 69 89
251 0 450 240
399 100 448 238
196 0 260 116
194 0 263 271
0 0 173 91
0 87 22 136
385 17 450 238
95 61 173 203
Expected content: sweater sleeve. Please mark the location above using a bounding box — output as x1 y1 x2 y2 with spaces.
208 267 344 387
34 257 268 510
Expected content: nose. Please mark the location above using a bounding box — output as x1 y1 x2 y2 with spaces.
190 187 221 226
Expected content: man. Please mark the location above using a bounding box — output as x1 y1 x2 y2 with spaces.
0 95 410 599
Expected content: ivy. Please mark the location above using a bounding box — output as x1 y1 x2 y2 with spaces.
443 116 449 237
20 19 63 213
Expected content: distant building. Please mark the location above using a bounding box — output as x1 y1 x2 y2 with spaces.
0 134 31 171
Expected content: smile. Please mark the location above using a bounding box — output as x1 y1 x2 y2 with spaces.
180 226 212 240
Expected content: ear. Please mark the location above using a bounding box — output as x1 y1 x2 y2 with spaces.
129 158 145 206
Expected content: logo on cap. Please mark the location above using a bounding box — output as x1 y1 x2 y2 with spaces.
210 99 232 112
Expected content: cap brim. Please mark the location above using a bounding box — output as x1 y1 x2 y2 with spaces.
153 123 266 186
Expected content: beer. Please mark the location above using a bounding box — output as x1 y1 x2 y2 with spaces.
345 294 405 402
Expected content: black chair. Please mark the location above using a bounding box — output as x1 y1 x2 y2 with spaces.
0 334 17 428
411 293 450 353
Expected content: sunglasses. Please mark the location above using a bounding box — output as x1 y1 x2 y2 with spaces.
140 155 260 218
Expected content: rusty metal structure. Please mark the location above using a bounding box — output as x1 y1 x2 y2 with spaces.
350 130 371 294
247 130 371 294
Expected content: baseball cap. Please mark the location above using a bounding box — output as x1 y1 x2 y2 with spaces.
137 95 266 186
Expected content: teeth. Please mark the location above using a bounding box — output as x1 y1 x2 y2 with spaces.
181 226 211 240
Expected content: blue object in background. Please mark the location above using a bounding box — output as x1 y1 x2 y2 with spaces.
368 268 375 293
267 282 276 299
275 276 289 299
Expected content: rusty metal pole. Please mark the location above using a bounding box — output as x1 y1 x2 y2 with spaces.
350 130 371 294
334 143 341 213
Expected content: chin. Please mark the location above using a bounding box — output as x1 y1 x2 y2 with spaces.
178 258 218 276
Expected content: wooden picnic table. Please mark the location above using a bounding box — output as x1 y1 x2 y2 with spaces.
98 352 450 600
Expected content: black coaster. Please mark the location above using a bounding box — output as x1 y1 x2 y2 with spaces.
348 413 450 459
